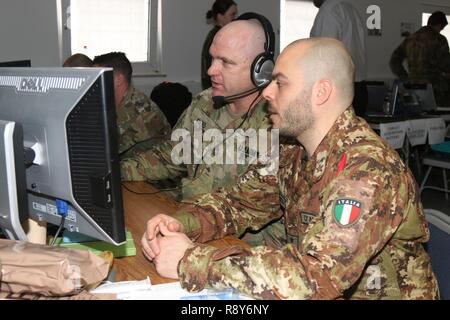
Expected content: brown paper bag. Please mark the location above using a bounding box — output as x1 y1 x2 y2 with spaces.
0 238 110 296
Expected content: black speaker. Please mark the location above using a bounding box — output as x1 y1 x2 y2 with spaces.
236 12 275 89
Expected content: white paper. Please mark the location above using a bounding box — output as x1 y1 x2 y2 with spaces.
406 119 428 146
90 278 253 300
427 118 446 145
380 121 407 150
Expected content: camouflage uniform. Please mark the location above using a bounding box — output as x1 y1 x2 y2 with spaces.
174 107 439 300
121 88 287 247
116 86 171 158
390 26 450 106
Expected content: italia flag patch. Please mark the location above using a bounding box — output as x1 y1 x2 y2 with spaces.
334 199 362 226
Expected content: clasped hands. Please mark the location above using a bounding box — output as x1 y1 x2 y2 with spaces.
141 214 194 279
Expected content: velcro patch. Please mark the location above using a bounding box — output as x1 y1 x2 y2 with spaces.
333 198 362 227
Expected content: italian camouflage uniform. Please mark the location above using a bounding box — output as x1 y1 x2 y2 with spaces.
121 88 286 247
117 86 171 158
390 26 450 107
174 107 439 300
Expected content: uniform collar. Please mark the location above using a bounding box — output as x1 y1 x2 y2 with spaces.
118 85 136 109
306 106 357 182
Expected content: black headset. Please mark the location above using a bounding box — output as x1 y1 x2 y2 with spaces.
236 12 275 89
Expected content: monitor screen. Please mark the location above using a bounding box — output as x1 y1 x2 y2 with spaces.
0 68 126 245
402 82 437 112
0 60 31 67
366 81 388 113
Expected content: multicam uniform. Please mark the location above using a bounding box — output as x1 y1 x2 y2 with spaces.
174 107 439 300
117 86 171 157
389 26 450 107
121 88 272 200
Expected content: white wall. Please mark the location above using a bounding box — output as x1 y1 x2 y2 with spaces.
0 0 60 66
0 0 448 91
0 0 279 96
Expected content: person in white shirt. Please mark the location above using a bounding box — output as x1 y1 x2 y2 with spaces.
310 0 367 117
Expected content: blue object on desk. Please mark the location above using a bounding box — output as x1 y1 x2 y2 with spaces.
62 230 97 243
431 141 450 153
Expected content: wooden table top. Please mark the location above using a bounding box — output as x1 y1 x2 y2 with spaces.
114 181 246 284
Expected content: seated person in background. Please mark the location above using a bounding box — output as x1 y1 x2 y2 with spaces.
63 53 93 67
93 52 171 158
390 11 450 106
121 14 286 248
142 38 439 300
150 82 192 128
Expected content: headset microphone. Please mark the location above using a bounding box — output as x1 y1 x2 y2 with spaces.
212 87 260 108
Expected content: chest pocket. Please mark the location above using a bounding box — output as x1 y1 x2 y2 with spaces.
285 191 321 245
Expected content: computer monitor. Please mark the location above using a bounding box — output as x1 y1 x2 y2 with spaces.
385 80 423 116
0 68 126 245
402 82 437 112
0 60 31 67
366 81 388 114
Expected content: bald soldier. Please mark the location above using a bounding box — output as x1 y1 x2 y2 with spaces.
141 38 439 299
121 14 286 247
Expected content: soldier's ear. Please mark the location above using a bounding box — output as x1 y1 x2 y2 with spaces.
312 79 332 106
113 71 126 87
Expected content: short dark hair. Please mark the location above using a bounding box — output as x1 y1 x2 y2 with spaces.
93 52 132 84
63 53 93 67
427 11 448 28
206 0 236 20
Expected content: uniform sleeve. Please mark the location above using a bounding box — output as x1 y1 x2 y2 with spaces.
120 107 192 181
130 105 171 146
389 40 408 79
173 164 281 243
120 140 188 181
118 102 171 155
178 152 409 299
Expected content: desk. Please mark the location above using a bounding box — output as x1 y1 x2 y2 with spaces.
113 182 248 284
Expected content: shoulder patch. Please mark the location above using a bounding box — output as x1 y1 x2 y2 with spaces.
333 198 362 227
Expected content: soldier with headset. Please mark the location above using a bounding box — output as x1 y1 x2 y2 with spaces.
121 13 287 248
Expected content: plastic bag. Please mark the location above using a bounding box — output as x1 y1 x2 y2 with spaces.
0 238 110 296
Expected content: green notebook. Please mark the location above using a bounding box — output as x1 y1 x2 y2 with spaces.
53 230 136 257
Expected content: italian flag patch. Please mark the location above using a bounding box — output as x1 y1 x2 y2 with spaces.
334 199 362 226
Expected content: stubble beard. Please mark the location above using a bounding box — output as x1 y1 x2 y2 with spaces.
279 90 314 138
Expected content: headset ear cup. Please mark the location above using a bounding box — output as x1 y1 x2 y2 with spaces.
252 55 274 88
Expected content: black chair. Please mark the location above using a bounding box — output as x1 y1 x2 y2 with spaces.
150 82 192 128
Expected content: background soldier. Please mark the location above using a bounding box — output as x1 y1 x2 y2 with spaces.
390 11 450 107
93 52 171 158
